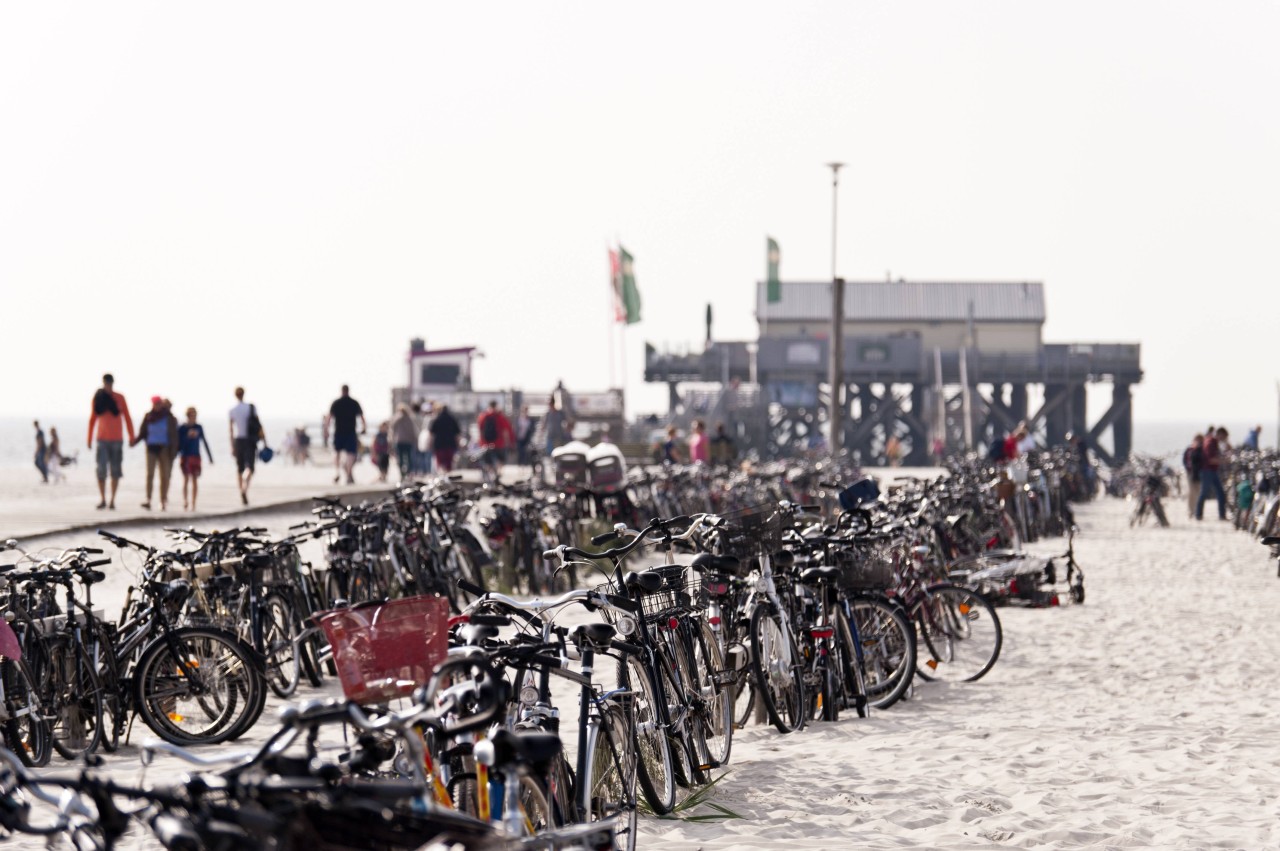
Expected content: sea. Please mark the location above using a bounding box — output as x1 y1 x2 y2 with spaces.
0 415 1251 472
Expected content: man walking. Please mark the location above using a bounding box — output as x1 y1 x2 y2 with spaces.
390 403 417 482
476 400 515 478
428 404 462 472
1196 426 1229 521
543 398 565 458
87 373 135 510
229 387 265 506
326 385 365 485
34 421 49 483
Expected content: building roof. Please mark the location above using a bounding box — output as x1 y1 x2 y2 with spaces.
757 281 1045 324
408 346 478 359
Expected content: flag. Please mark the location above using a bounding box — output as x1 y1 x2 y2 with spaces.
619 245 641 324
608 248 625 322
766 237 781 303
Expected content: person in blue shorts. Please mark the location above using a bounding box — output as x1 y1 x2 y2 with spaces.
326 385 366 485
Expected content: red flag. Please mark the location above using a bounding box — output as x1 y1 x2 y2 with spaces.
609 248 625 322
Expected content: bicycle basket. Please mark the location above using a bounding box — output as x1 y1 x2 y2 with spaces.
836 544 897 591
713 503 784 559
317 594 450 705
603 565 704 624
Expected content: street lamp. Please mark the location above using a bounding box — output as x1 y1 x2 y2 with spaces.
827 162 845 453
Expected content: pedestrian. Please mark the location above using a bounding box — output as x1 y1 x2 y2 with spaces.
87 373 135 510
515 405 535 466
662 426 683 464
371 422 391 482
1244 425 1262 451
931 437 946 465
176 407 213 511
885 434 902 467
33 421 49 483
46 426 66 484
390 404 417 481
417 402 435 475
710 422 736 466
1183 434 1204 519
476 400 515 477
543 398 566 458
688 419 709 464
325 385 366 485
132 395 179 511
1196 426 1229 521
229 387 265 506
428 404 462 472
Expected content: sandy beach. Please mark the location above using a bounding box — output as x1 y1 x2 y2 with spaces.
6 491 1280 849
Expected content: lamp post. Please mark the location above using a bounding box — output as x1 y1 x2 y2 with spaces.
827 162 845 453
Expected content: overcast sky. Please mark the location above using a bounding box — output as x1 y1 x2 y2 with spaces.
3 2 1277 428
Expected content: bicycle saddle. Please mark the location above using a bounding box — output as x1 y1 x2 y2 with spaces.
458 624 499 646
329 536 358 554
769 550 795 568
799 566 841 584
690 553 741 574
571 622 617 651
243 552 273 570
1263 536 1280 546
481 727 563 770
623 571 664 594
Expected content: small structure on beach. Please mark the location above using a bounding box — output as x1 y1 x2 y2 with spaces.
645 281 1142 465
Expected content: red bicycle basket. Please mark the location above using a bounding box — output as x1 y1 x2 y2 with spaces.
317 594 450 705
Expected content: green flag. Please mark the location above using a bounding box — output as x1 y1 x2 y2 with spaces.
766 237 781 303
619 246 641 324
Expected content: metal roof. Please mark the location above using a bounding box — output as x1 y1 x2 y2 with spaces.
757 281 1045 324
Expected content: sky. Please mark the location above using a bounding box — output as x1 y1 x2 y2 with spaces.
3 2 1278 428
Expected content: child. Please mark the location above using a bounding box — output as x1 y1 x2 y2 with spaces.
178 407 214 511
46 427 66 484
372 422 391 483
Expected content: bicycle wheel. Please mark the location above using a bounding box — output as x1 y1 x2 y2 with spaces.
134 627 265 746
834 608 869 718
914 584 1003 682
45 637 104 759
1153 498 1169 528
748 605 805 734
1 656 51 767
849 595 915 710
261 592 300 699
616 654 676 815
584 702 638 851
732 674 756 728
688 621 733 768
653 645 704 788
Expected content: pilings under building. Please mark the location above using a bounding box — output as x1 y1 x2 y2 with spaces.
644 281 1142 466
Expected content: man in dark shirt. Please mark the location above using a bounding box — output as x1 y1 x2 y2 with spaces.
1196 426 1229 521
325 385 366 485
427 404 462 472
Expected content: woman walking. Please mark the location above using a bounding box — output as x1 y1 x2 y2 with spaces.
46 427 66 484
133 396 179 511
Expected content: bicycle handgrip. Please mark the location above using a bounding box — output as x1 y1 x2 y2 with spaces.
604 593 642 614
467 614 511 627
82 548 103 555
799 504 822 512
529 653 563 670
609 639 644 657
591 531 618 546
457 578 487 597
85 559 112 570
542 549 561 560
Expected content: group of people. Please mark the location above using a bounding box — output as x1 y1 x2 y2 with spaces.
658 419 736 465
32 421 71 484
1183 424 1263 521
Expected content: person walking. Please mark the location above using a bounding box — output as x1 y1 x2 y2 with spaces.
661 426 684 464
46 426 66 484
33 421 49 483
428 404 462 472
87 373 135 510
133 396 179 511
326 385 366 485
710 422 736 466
515 405 535 466
688 419 710 464
543 398 566 458
1196 427 1229 521
1183 434 1204 519
1244 425 1262 451
178 407 214 511
390 404 417 481
476 400 515 478
229 387 265 506
371 422 391 482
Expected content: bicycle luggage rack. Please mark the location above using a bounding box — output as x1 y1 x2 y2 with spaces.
33 609 106 633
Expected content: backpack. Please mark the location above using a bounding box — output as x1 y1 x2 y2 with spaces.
1187 446 1204 473
987 435 1006 462
246 404 262 444
480 412 499 443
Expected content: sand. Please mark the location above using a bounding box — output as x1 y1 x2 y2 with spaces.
6 491 1280 848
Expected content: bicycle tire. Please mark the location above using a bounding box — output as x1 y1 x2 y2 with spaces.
848 594 915 710
134 627 266 746
45 636 104 759
1153 498 1169 528
653 645 704 788
834 607 869 718
584 702 638 851
914 584 1003 682
261 592 300 699
92 623 124 753
1 656 51 767
688 620 733 768
748 605 806 734
616 655 676 815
